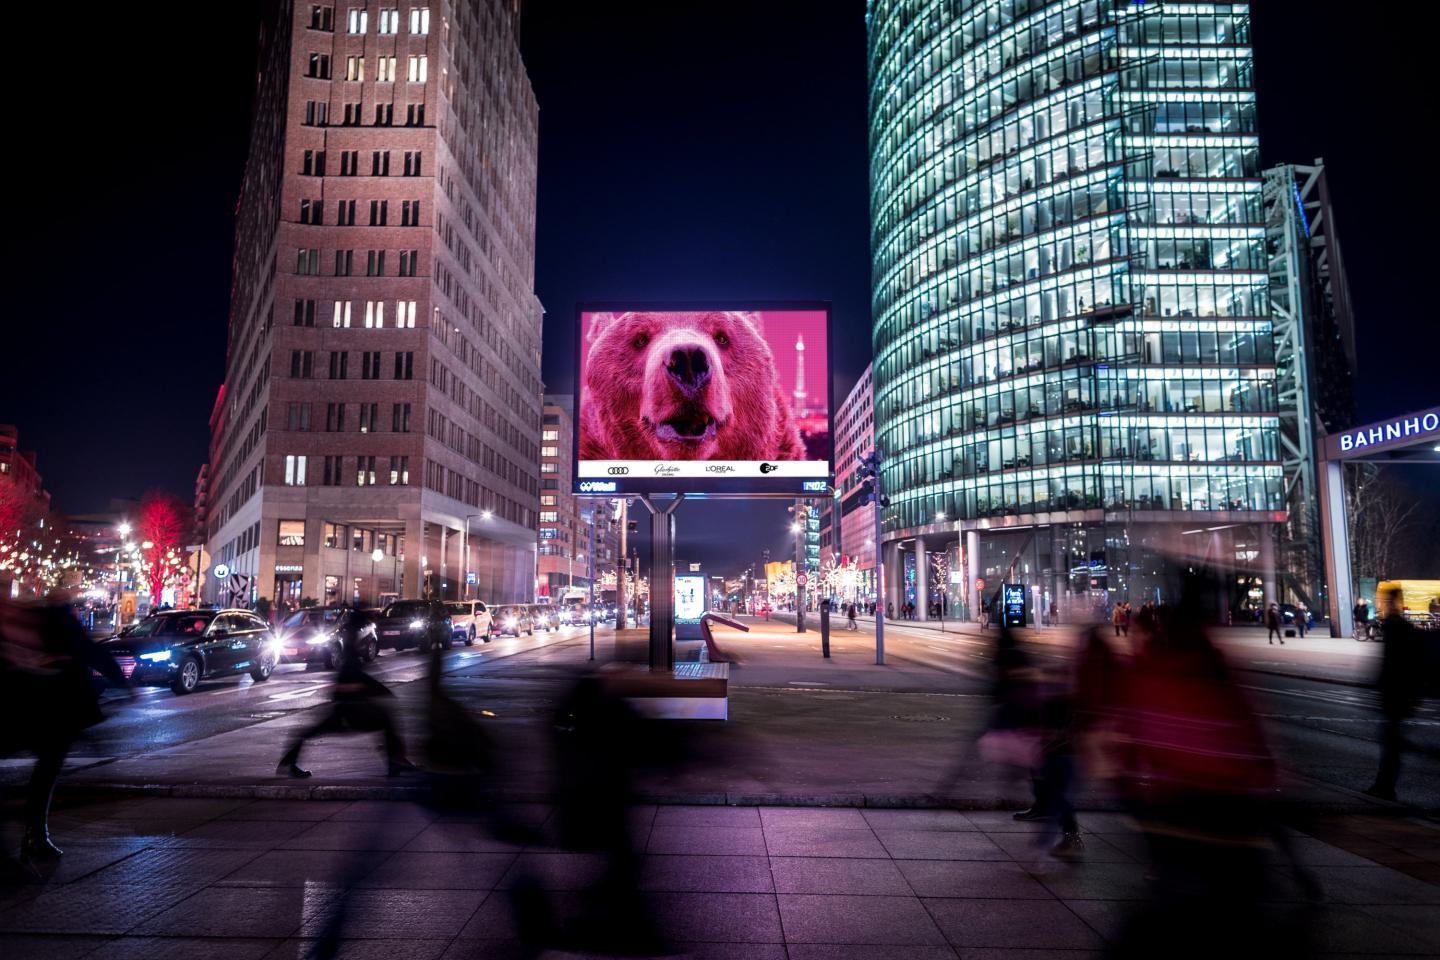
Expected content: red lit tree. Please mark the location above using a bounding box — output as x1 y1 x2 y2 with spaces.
136 491 193 605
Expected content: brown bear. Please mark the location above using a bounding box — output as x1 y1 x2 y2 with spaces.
580 311 805 461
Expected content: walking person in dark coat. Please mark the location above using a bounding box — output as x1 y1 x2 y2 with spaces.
275 608 414 778
1365 585 1426 802
1265 603 1283 645
0 591 128 863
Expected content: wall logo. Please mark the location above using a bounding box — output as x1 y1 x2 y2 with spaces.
653 464 681 477
579 480 618 493
606 466 630 475
759 462 778 474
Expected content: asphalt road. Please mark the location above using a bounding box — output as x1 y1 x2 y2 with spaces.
4 616 1435 808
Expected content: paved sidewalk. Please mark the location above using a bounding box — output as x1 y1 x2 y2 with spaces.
838 613 1386 687
3 796 1438 959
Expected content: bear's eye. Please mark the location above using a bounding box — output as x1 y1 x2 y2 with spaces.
631 333 649 350
714 331 730 347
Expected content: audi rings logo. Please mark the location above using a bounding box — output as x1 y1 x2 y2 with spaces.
759 462 779 474
606 466 630 475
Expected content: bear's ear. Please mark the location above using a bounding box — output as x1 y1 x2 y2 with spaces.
586 312 633 343
730 311 764 336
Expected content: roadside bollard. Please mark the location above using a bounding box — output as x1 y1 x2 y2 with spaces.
819 598 831 659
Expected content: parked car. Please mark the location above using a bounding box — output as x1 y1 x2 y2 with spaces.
275 607 379 668
530 604 559 632
372 599 452 652
493 605 534 637
445 600 493 644
98 608 278 695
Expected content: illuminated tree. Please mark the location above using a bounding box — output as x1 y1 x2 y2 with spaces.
136 492 193 605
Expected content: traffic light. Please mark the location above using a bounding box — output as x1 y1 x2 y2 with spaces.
856 450 889 507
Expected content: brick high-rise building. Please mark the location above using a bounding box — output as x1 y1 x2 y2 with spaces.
204 0 542 611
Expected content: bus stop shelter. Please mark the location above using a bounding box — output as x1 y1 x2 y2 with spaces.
1318 406 1440 636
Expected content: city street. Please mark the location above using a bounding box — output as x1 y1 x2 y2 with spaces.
6 617 1435 811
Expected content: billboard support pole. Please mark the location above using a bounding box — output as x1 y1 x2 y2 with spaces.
639 494 684 672
588 500 597 661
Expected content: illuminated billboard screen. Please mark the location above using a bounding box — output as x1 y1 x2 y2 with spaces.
575 304 833 494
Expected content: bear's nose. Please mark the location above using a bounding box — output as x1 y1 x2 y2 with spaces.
665 347 711 389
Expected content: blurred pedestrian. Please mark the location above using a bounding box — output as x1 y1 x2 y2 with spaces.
1265 602 1283 644
0 591 128 863
1111 602 1125 638
1295 603 1308 638
275 609 414 778
846 602 858 630
1365 585 1425 802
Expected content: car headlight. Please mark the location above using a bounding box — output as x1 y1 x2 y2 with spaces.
306 632 332 645
409 619 425 630
139 650 172 662
504 617 517 629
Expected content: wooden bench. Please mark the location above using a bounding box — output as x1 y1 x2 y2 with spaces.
607 661 730 720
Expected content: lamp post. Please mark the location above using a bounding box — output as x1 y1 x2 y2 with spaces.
370 548 384 605
115 522 131 630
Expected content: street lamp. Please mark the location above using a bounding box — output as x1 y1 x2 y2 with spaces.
370 548 384 605
463 512 492 601
114 522 131 631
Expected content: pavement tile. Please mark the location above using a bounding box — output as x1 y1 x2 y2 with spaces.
1058 898 1134 945
1278 902 1437 955
787 947 958 960
0 934 110 959
922 898 1106 949
1285 837 1387 868
496 852 610 890
764 827 889 858
777 893 947 945
653 805 763 828
84 846 265 887
0 882 200 935
3 838 152 886
228 800 354 821
895 860 1054 899
657 946 788 960
639 855 775 893
1023 860 1155 900
457 890 587 940
860 809 978 831
61 817 209 841
362 851 516 890
649 891 784 943
269 937 452 959
114 798 253 821
769 856 912 895
958 950 1103 959
647 825 767 856
291 819 429 851
129 887 308 938
985 832 1132 863
297 888 486 939
87 936 279 959
1358 904 1440 950
403 823 524 854
875 830 1009 861
759 807 871 829
215 849 381 887
327 801 438 823
961 812 1054 834
172 819 315 848
1304 866 1440 905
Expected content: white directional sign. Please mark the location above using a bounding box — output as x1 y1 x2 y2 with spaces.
212 563 230 580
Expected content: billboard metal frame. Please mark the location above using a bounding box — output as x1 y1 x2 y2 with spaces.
571 301 835 498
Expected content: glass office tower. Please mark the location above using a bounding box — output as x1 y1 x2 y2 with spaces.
868 1 1281 621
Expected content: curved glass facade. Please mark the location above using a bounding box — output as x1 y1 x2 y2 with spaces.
869 1 1278 545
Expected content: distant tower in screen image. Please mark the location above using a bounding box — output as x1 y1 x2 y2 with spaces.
793 334 808 417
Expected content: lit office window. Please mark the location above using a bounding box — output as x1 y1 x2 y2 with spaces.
409 7 429 34
284 455 308 486
346 8 367 33
407 55 428 83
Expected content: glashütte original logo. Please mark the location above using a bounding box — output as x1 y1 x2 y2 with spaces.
758 462 779 474
652 464 681 477
704 464 736 474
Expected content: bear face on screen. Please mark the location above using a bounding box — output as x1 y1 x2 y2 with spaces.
580 311 804 462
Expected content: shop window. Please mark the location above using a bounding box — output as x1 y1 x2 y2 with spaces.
278 520 306 547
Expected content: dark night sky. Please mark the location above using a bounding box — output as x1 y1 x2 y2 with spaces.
2 2 1434 575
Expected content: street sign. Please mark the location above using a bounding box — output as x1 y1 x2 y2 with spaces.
796 573 809 587
212 563 230 580
466 571 477 584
